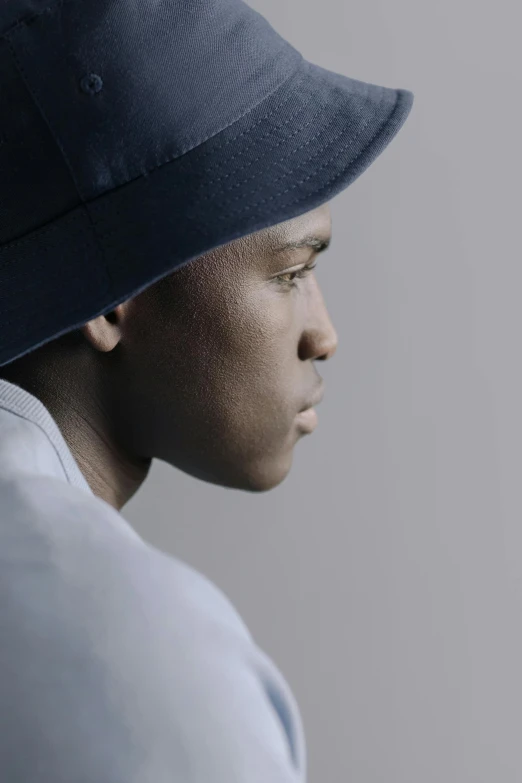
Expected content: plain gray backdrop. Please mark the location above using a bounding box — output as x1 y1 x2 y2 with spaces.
123 0 522 780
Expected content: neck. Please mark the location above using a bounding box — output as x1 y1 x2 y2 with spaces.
1 360 152 511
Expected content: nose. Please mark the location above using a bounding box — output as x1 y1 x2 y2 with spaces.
298 286 338 361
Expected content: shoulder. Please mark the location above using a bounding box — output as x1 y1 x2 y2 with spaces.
0 473 306 781
0 471 251 640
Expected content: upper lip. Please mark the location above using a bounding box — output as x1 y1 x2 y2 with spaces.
299 383 325 413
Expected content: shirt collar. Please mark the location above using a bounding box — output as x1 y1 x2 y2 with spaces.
0 378 93 494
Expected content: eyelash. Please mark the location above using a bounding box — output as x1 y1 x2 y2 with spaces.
276 262 318 287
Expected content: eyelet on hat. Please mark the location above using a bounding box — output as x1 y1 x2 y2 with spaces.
80 73 103 95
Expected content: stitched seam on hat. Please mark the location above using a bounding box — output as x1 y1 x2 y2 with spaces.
88 58 310 244
5 34 84 197
180 64 313 175
89 63 310 243
0 0 65 38
1 0 309 234
3 3 307 194
191 92 339 194
0 0 306 185
191 91 384 216
194 92 372 201
0 209 83 252
3 31 116 301
209 89 400 222
92 52 307 203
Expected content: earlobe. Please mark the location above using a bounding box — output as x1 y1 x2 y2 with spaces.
80 311 122 354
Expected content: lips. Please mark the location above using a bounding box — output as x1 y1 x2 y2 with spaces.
296 382 324 434
298 383 325 414
296 407 318 433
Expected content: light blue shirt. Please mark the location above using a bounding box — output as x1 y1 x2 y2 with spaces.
0 379 306 782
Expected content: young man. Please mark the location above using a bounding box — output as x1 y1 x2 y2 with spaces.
0 0 414 779
0 203 336 508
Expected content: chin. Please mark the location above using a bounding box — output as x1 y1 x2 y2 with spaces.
162 428 297 491
176 448 294 492
235 450 294 493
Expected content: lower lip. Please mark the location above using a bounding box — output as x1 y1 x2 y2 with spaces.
296 407 318 433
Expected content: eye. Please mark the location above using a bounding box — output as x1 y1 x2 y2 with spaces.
276 262 318 286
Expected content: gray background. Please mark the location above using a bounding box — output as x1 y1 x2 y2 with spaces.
123 0 522 780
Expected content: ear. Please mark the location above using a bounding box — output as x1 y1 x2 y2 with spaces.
80 303 126 353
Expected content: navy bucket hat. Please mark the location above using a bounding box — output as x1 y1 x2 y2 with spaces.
0 0 414 368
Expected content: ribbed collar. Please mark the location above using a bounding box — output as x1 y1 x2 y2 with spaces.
0 378 93 494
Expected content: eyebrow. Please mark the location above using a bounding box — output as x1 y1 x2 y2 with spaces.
271 235 331 254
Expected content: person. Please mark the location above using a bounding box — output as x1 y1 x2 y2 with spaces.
0 0 415 779
0 203 336 510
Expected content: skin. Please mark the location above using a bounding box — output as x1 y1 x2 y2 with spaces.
0 202 338 510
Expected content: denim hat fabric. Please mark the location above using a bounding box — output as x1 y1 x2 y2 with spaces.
0 0 414 367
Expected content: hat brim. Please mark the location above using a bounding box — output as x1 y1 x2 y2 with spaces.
0 57 414 366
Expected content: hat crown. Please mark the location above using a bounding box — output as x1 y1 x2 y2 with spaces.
0 0 414 371
0 0 303 237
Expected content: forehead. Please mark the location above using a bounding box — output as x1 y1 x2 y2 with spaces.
262 203 332 248
211 203 332 270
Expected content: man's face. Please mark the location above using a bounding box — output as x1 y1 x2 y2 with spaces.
105 202 338 491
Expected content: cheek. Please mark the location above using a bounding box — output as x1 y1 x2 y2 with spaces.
165 299 297 451
125 279 300 454
207 316 299 450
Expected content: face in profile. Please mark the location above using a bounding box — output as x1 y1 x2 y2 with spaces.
94 202 338 492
